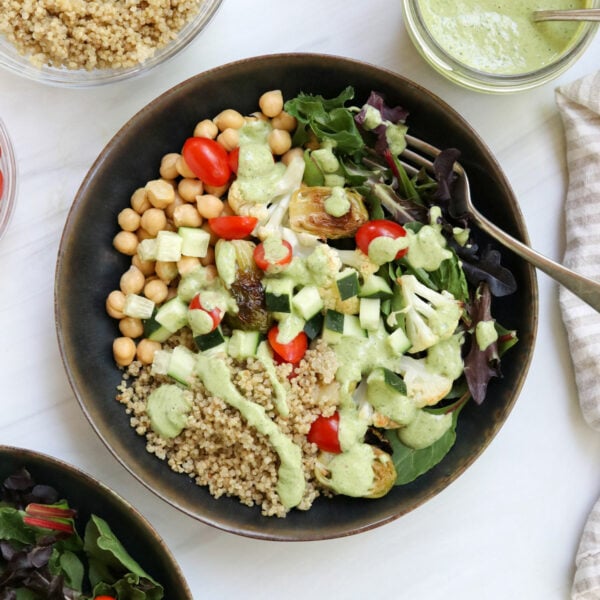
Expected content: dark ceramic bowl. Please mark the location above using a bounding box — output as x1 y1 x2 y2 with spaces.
0 445 192 598
55 53 538 541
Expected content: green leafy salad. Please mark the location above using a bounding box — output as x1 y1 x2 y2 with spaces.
110 86 519 515
0 468 164 599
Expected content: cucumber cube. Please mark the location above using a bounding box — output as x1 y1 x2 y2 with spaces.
178 226 210 258
156 230 182 262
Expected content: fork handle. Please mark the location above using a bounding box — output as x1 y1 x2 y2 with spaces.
471 211 600 312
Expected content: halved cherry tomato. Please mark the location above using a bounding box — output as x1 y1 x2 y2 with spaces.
182 137 231 186
307 412 341 454
355 219 408 259
189 293 223 331
267 326 308 364
228 146 240 174
253 239 293 271
94 597 117 600
0 170 4 199
208 215 258 239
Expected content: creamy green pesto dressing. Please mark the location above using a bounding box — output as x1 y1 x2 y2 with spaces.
262 234 289 263
324 187 351 217
368 235 409 265
366 368 417 426
324 443 375 497
398 409 453 449
195 355 305 509
147 384 192 439
426 334 464 380
418 0 589 75
405 225 452 271
476 320 499 350
256 341 289 417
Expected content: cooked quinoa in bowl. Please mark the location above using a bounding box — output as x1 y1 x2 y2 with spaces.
0 0 222 86
56 54 537 540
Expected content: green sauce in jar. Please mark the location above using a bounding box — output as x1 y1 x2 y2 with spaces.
417 0 590 75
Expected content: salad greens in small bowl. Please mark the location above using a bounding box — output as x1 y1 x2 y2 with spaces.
0 445 192 598
55 53 538 541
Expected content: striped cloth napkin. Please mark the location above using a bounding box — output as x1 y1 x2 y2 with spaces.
555 71 600 600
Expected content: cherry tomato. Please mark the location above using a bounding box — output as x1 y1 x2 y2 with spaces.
253 239 293 271
189 293 223 331
307 412 342 454
228 146 240 174
267 326 308 364
182 137 231 186
0 170 3 199
355 219 408 259
94 597 117 600
208 215 258 239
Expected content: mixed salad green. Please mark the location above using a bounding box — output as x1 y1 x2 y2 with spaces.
0 468 164 599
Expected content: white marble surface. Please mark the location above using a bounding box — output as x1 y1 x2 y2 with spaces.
1 2 600 598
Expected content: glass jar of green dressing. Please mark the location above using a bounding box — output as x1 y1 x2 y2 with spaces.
402 0 599 93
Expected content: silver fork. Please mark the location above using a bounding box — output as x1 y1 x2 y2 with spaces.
400 134 600 312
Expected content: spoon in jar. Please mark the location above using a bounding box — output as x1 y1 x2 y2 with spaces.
533 8 600 21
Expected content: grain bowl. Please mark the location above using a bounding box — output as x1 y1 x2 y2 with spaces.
55 53 538 540
0 444 192 598
0 0 222 87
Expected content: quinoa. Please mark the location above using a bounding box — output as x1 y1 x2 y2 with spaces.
0 0 205 70
116 335 340 518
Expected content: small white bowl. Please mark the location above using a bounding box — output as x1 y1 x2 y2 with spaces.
0 117 17 241
0 0 222 87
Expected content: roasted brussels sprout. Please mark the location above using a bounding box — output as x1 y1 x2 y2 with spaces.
289 186 369 239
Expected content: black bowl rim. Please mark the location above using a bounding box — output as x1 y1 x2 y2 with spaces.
54 52 539 541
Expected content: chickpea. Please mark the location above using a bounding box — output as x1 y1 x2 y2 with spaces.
119 316 144 338
173 204 203 228
201 222 219 246
200 245 215 266
144 278 169 304
193 118 218 139
268 129 292 155
155 260 179 283
164 192 185 220
159 152 180 180
106 290 126 319
203 182 230 197
132 254 155 277
145 179 175 209
177 256 201 276
213 108 245 131
113 230 138 256
217 127 239 152
271 110 297 132
140 208 167 237
259 90 284 118
178 178 204 202
176 155 196 178
136 227 154 242
113 337 136 367
281 146 304 166
247 111 268 123
120 265 145 295
204 264 218 281
136 338 162 365
117 207 141 232
130 188 151 214
196 194 224 219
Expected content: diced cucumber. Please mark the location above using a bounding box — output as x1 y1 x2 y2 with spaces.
291 285 323 320
324 309 345 334
137 238 158 262
387 327 411 356
167 346 197 385
304 312 324 340
264 277 295 313
336 268 360 300
144 310 173 342
155 296 188 333
123 294 155 320
342 314 367 339
359 274 394 299
228 330 261 360
194 327 226 351
321 327 342 346
359 297 381 331
151 349 172 376
156 230 182 262
178 226 210 258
